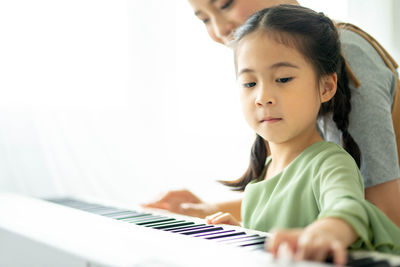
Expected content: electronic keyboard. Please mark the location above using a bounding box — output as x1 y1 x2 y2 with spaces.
0 193 399 267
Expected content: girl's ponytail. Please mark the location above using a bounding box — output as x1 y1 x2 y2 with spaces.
331 55 361 167
219 134 267 191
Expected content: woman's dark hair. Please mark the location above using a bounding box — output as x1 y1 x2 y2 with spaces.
220 4 361 191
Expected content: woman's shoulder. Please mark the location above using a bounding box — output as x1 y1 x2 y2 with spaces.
338 27 393 74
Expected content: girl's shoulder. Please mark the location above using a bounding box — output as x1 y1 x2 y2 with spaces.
302 141 360 173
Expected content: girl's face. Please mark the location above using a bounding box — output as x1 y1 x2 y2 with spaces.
236 31 328 145
188 0 291 45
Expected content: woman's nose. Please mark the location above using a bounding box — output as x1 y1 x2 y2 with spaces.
212 17 235 43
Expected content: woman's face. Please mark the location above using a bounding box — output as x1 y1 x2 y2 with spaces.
188 0 294 45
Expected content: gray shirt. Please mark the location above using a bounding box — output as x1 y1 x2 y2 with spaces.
318 28 400 188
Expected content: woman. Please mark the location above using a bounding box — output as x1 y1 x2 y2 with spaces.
143 0 400 227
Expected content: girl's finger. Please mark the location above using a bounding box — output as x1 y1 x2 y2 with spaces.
331 241 347 266
205 212 223 223
208 213 233 224
311 245 330 262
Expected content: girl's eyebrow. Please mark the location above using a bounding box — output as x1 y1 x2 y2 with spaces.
270 62 299 69
238 62 299 76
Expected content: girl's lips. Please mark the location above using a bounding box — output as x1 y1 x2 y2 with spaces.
260 117 282 123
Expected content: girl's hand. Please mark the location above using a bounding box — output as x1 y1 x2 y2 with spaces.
205 212 241 226
141 189 218 218
267 228 347 266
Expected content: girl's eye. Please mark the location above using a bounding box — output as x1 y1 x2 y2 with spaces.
220 0 234 10
276 77 292 83
202 18 210 24
243 82 256 88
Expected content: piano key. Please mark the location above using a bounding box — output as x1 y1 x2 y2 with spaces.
194 230 235 238
244 244 266 251
170 225 214 233
180 227 224 235
80 207 122 214
361 260 391 267
122 215 165 223
136 218 176 226
105 212 143 219
98 210 137 217
163 224 206 231
205 232 247 240
239 240 266 247
144 220 184 228
117 213 153 221
346 256 382 267
151 222 195 230
225 236 267 245
96 209 133 216
115 213 151 220
217 234 260 243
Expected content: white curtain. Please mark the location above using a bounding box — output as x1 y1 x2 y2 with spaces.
0 0 398 206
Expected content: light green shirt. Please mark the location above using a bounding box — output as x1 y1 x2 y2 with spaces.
242 141 400 253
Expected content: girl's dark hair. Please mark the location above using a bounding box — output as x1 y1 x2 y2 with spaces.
221 4 361 191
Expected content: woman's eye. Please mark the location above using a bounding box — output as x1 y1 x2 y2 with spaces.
276 77 292 83
202 18 210 24
243 82 256 88
220 0 234 10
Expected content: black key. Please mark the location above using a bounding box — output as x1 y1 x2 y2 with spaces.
205 232 247 240
164 224 206 232
194 230 235 238
152 222 195 230
136 218 176 225
170 225 215 233
346 257 376 267
181 227 224 235
229 236 266 246
239 240 266 247
144 220 184 228
347 258 391 267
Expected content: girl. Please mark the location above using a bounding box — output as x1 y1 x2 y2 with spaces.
144 0 400 228
204 5 400 265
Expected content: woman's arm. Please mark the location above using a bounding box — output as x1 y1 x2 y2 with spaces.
365 178 400 227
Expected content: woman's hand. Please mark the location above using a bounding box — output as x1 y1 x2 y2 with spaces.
205 212 241 226
141 189 218 218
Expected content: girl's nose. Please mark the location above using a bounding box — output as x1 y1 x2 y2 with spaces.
255 87 275 107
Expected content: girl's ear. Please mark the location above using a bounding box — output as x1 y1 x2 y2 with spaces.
319 73 337 103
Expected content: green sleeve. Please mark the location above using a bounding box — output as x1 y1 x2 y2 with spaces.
312 152 400 254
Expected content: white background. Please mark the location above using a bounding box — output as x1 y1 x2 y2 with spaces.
0 0 398 206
